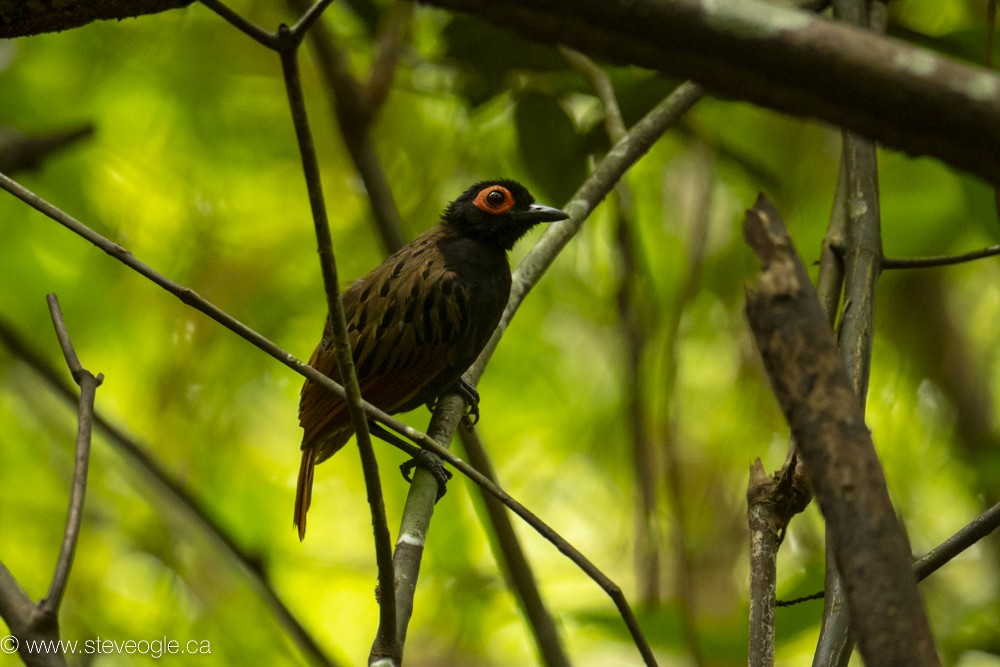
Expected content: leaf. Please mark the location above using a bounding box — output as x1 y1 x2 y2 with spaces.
514 91 587 204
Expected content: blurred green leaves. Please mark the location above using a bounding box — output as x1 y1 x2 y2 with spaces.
1 1 999 666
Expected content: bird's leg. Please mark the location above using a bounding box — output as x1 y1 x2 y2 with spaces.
454 378 480 425
424 379 481 424
368 421 452 501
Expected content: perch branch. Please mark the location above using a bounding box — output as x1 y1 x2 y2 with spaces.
383 81 706 667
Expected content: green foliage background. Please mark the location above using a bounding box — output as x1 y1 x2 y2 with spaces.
1 1 999 664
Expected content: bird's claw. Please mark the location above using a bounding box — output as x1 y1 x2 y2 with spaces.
400 449 453 502
455 379 480 425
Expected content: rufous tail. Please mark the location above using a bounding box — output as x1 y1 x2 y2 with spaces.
294 449 315 541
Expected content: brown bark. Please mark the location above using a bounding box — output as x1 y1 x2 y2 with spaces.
743 195 940 667
0 0 193 38
419 0 1000 185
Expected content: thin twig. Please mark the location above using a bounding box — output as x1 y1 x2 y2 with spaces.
779 499 1000 606
198 0 277 48
391 83 707 666
0 80 701 665
881 245 1000 269
0 296 101 666
0 317 339 667
291 0 409 253
39 295 102 618
288 0 336 41
275 20 399 660
914 500 1000 580
458 423 570 667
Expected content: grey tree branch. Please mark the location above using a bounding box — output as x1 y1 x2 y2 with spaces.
458 424 570 667
0 295 102 667
39 295 102 619
269 5 400 660
418 0 1000 185
0 317 340 667
292 0 410 254
814 3 887 663
386 82 706 667
744 195 940 667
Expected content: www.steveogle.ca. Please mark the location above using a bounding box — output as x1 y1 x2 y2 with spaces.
2 634 211 658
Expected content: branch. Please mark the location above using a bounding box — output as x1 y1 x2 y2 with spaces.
39 295 102 619
0 0 193 38
814 4 887 662
382 83 705 666
469 82 705 384
458 424 569 667
778 499 1000 607
0 317 339 667
913 500 1000 580
0 295 102 667
292 0 410 253
743 195 940 667
418 0 1000 185
198 0 277 49
273 14 399 660
882 245 1000 269
747 460 777 667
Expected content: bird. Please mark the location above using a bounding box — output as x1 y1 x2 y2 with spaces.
295 179 568 540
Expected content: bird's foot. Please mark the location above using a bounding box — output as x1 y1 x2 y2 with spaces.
400 449 453 502
455 378 480 425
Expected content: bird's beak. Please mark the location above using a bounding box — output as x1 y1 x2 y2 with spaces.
516 203 570 224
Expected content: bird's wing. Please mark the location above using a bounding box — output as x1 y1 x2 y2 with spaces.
298 231 469 456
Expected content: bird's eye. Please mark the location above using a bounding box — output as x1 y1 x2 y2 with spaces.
472 185 515 214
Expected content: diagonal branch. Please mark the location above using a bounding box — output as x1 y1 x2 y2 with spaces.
743 195 940 667
418 0 1000 185
0 317 340 667
384 81 705 666
458 424 570 667
0 295 102 667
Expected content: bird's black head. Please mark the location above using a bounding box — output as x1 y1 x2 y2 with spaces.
441 179 568 250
